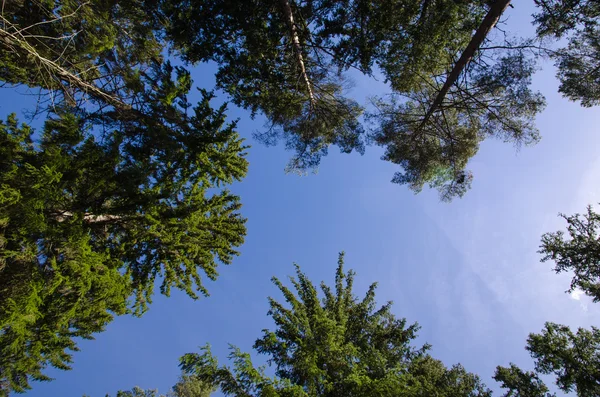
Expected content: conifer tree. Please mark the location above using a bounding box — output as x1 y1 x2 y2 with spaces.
179 254 490 396
0 2 248 393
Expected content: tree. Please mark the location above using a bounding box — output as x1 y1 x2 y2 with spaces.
170 375 215 397
105 374 214 397
527 323 600 397
494 322 600 397
493 363 552 397
178 253 490 396
369 0 547 200
533 0 600 107
114 387 162 397
0 75 247 393
0 2 248 393
161 0 367 172
0 0 162 111
162 0 549 200
539 204 600 302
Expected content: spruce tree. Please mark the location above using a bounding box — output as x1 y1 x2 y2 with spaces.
0 2 248 393
179 254 490 396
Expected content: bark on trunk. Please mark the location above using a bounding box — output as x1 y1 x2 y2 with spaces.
279 0 316 108
418 0 512 130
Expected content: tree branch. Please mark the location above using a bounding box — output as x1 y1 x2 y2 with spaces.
53 211 126 224
417 0 512 131
0 17 131 110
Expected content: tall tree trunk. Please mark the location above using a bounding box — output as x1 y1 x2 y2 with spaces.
418 0 512 129
279 0 316 108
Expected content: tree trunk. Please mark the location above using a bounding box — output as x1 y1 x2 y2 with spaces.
279 0 316 108
418 0 512 130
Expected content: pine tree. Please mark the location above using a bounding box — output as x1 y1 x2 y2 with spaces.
0 0 162 110
162 0 548 200
527 323 600 397
169 375 215 397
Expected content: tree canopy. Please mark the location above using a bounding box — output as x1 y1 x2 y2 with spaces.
539 204 600 302
87 253 600 397
0 1 248 393
533 0 600 107
496 322 600 397
161 0 553 200
3 0 600 394
107 374 214 397
493 363 552 397
178 254 491 396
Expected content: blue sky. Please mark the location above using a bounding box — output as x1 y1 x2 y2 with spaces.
3 2 600 396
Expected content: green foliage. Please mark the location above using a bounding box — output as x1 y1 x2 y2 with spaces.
162 0 366 172
404 355 492 396
371 36 545 200
6 0 596 201
493 364 552 397
0 65 248 389
539 205 600 302
114 387 163 397
495 322 600 397
161 0 549 200
179 253 488 396
526 323 600 397
0 0 162 105
105 375 214 397
0 2 249 390
169 375 215 397
534 0 600 106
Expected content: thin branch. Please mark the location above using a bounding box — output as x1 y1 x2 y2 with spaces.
0 15 131 110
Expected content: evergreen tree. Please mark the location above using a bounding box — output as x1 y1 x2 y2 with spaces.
161 0 367 172
539 204 600 302
114 387 162 397
162 0 548 200
0 0 162 110
178 254 490 396
0 3 248 393
170 375 215 397
0 68 247 392
106 374 214 397
533 0 600 107
493 364 552 397
495 202 600 397
497 323 600 397
370 0 547 200
526 323 600 397
7 0 595 200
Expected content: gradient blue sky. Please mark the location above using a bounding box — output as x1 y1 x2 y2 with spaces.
3 2 600 396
